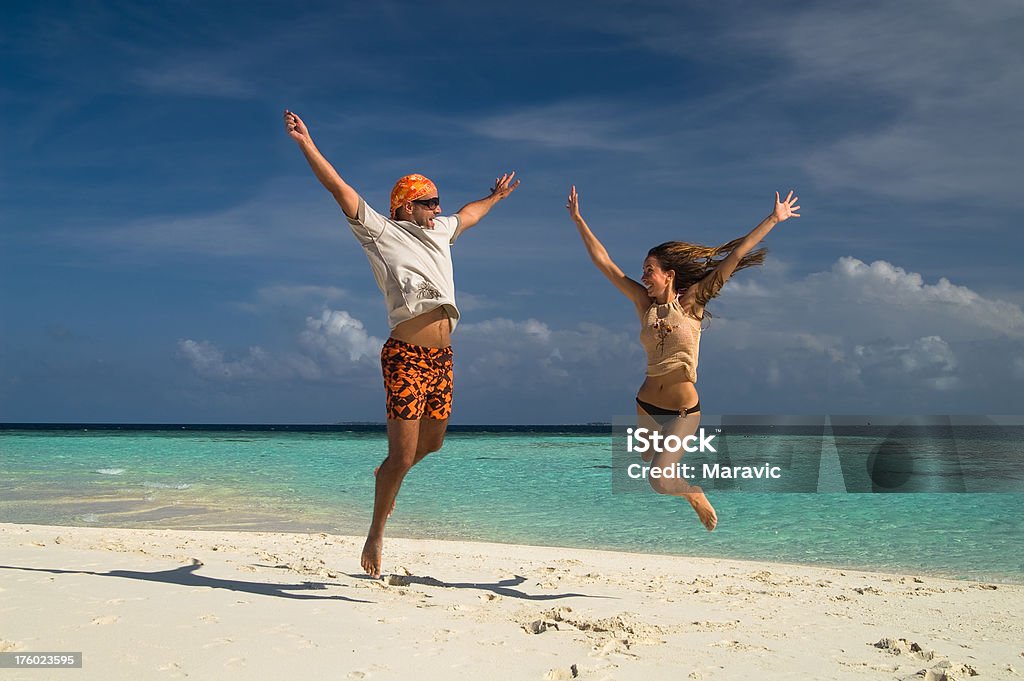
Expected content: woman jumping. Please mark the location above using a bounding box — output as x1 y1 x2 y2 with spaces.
566 187 800 530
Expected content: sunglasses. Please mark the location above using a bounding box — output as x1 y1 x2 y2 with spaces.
411 197 441 209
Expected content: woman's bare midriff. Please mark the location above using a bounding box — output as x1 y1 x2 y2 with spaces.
636 366 699 411
390 306 453 349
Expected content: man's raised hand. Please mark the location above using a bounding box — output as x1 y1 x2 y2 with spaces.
284 110 311 144
490 171 520 201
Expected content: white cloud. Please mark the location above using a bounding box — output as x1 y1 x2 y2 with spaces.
456 318 642 393
461 318 552 343
852 336 959 391
702 255 1024 407
443 257 1020 411
180 308 381 383
800 257 1024 339
178 340 266 380
299 310 383 366
719 279 772 298
178 258 1024 413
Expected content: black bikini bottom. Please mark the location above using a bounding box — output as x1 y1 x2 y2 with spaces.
636 397 701 422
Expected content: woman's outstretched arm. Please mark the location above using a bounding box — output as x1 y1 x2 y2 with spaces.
712 190 800 286
567 186 650 315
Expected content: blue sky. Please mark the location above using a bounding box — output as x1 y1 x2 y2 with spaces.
2 0 1023 423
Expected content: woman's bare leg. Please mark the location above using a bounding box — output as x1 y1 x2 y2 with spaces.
636 406 718 531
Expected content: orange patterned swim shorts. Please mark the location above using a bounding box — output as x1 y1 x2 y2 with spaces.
381 338 454 420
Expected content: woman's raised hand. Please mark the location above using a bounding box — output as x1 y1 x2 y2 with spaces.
567 185 584 222
773 190 801 222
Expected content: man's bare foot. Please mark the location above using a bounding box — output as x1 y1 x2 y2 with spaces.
685 493 718 531
373 466 395 518
361 534 383 579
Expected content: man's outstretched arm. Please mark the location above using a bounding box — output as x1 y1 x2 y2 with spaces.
284 110 361 220
454 171 520 238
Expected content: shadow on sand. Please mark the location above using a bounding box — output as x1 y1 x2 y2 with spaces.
1 560 371 603
349 571 613 602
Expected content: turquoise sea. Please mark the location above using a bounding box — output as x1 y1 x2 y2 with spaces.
1 424 1022 583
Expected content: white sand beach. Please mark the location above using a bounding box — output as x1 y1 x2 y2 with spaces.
1 523 1021 680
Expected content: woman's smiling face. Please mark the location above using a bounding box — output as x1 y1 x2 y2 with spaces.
641 256 674 299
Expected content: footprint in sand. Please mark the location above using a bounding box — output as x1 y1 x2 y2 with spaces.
872 637 938 661
543 664 579 680
157 661 188 679
347 672 367 679
692 620 740 631
90 615 119 626
916 662 979 681
593 639 639 660
710 639 770 652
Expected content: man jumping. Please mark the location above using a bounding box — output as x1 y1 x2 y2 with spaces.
284 110 519 578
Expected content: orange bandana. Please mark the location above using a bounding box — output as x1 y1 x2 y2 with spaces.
390 174 438 216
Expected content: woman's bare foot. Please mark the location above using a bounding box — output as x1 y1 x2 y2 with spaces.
361 533 383 579
684 493 718 531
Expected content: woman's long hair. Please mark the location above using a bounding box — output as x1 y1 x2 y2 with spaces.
647 238 766 295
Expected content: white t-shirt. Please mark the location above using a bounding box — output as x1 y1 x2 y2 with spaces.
347 198 461 331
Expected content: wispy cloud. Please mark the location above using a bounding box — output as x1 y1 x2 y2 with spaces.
60 181 348 261
568 1 1023 204
232 284 352 316
468 100 652 151
257 285 349 306
563 1 732 59
761 2 1023 203
131 57 254 98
